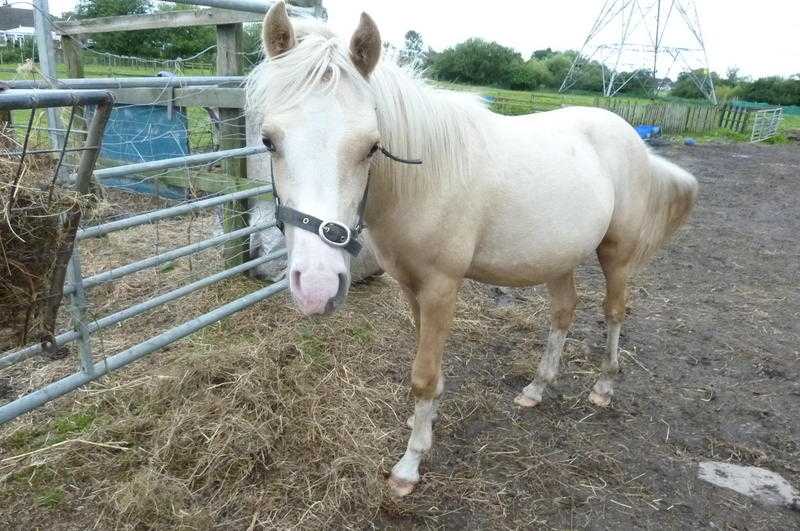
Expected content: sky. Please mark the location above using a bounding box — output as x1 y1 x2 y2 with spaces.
38 0 800 79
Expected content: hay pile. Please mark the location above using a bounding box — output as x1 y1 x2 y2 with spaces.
0 278 412 529
0 156 84 352
0 272 656 528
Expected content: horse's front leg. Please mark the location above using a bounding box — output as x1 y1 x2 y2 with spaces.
388 277 459 497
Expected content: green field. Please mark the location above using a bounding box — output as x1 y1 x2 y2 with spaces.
438 82 799 142
0 60 213 80
2 61 797 149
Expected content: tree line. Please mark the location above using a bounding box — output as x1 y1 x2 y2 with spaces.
70 0 257 60
404 32 800 106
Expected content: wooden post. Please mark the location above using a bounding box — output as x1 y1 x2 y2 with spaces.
62 36 87 145
216 23 248 267
0 109 13 149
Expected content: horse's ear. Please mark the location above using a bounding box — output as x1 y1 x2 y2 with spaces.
350 12 381 78
263 1 296 58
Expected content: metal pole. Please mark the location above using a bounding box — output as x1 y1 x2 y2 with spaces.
64 221 276 295
75 97 114 194
0 279 288 425
32 0 63 149
653 0 661 96
167 0 319 17
0 89 115 110
4 76 244 90
77 183 272 239
65 251 94 374
93 145 267 181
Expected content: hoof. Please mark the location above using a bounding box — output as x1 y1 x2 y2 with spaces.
514 394 540 408
589 390 611 407
387 475 417 497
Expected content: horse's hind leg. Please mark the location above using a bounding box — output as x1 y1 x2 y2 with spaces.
589 240 632 407
514 271 577 407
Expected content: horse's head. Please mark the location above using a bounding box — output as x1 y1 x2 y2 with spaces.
253 2 382 315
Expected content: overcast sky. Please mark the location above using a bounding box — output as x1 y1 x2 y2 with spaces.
42 0 800 79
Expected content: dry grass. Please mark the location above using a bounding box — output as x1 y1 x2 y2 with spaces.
3 142 799 530
0 275 409 528
0 194 663 528
0 155 85 351
0 260 655 529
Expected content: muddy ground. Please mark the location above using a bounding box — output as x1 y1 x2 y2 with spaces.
377 141 800 528
442 140 800 529
1 141 799 529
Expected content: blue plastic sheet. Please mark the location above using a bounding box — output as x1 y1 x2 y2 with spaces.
634 124 661 139
99 104 190 163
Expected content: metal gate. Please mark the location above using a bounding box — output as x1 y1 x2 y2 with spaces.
750 107 784 143
0 89 284 424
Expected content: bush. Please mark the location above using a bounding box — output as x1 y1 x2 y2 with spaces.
429 38 523 87
736 77 800 106
508 60 554 91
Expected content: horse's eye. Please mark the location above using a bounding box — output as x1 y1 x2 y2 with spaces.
368 142 380 157
262 137 276 152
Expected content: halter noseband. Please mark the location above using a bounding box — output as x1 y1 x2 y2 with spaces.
269 145 422 257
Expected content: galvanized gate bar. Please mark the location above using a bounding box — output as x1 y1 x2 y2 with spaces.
66 251 94 374
169 0 318 17
3 76 244 90
0 250 286 369
0 89 114 110
64 221 276 295
78 183 272 239
0 279 289 424
93 145 268 181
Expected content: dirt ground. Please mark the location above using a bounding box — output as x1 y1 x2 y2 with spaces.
1 141 798 529
377 141 800 529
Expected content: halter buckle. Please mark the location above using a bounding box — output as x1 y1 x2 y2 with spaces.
318 220 351 247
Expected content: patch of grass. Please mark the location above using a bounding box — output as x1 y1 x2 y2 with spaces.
1 411 95 455
2 426 45 451
54 412 95 436
778 113 800 134
348 323 375 345
36 488 65 508
296 328 329 363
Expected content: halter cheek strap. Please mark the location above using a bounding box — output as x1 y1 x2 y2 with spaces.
269 145 421 257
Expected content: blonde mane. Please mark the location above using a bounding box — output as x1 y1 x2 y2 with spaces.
245 22 491 196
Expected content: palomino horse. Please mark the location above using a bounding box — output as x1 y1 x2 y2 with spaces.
247 2 698 496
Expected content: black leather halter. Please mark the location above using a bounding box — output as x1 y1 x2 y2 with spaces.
269 146 422 257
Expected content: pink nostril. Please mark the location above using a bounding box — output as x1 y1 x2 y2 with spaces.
291 270 302 292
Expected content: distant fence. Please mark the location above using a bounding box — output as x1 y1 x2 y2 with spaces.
488 95 756 135
598 99 712 133
596 99 755 135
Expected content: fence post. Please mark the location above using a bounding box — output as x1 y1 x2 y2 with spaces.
216 23 249 268
62 36 87 145
0 109 12 148
75 98 114 194
33 0 64 150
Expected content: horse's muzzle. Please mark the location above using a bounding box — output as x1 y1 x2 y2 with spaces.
290 269 349 315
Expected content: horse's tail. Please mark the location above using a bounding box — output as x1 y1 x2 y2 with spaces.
631 153 698 265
